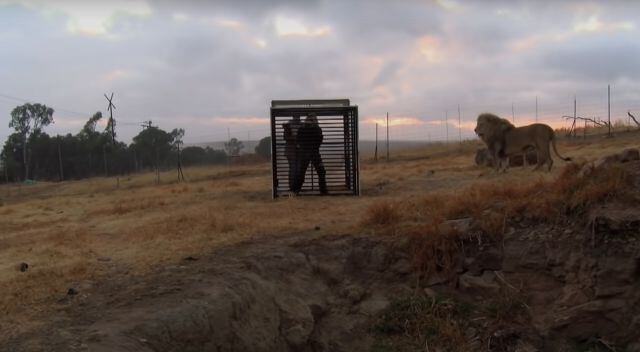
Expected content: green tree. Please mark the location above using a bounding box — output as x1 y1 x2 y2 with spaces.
254 136 271 159
9 103 54 180
131 126 176 170
224 137 244 157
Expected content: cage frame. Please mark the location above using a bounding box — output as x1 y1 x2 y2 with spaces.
270 99 359 198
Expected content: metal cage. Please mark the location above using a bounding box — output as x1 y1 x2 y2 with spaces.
270 99 359 198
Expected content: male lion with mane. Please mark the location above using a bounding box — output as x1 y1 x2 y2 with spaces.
474 113 571 172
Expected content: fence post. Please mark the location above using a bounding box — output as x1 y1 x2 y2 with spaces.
386 112 389 161
374 123 378 162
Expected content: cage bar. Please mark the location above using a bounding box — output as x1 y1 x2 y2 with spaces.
270 99 359 198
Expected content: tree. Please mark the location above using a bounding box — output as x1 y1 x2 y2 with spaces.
224 137 244 157
254 136 271 159
81 112 103 135
9 103 54 180
170 128 185 150
131 126 176 170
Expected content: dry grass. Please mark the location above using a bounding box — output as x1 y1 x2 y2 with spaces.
0 130 638 337
372 294 473 352
361 152 636 277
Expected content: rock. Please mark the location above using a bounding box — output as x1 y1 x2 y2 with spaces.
464 327 478 340
577 162 596 178
619 148 640 162
556 285 589 308
358 295 390 315
97 256 112 262
444 218 473 234
19 262 29 272
276 296 315 348
596 257 639 285
369 245 389 271
515 340 539 352
466 248 503 276
594 154 620 169
67 288 78 295
341 284 366 304
590 206 640 235
594 285 628 298
314 226 321 231
459 271 500 291
423 288 437 299
390 258 412 275
628 342 640 352
550 300 627 340
425 273 450 286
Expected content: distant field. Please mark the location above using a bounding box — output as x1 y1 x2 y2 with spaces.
0 130 638 339
187 139 432 157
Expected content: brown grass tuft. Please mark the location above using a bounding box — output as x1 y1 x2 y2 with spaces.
409 222 462 277
363 201 402 227
361 163 636 277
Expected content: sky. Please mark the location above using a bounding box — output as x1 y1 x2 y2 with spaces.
1 0 639 145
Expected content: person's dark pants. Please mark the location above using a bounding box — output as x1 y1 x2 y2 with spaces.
286 152 301 193
296 151 327 194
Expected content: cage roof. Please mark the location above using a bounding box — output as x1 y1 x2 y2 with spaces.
271 99 351 108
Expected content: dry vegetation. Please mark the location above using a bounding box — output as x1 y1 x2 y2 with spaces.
0 131 638 339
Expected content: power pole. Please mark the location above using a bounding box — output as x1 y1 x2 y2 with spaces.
177 142 185 182
511 102 515 124
374 123 378 162
386 112 389 161
608 84 611 137
445 110 449 143
457 104 462 143
104 93 118 186
572 96 577 138
103 144 108 176
104 93 116 144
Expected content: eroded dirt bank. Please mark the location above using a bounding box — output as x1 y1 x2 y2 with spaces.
4 234 418 351
5 215 640 351
4 159 640 352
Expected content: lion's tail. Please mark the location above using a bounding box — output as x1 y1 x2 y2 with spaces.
550 131 572 162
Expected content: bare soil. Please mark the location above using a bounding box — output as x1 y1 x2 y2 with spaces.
2 135 640 351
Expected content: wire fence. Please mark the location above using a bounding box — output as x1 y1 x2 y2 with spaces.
1 89 639 169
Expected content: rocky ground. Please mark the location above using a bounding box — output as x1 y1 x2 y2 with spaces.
3 153 640 352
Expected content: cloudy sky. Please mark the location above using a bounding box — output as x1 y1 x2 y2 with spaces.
1 0 639 145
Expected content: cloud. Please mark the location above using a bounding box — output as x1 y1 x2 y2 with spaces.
275 16 330 37
573 15 634 33
171 12 189 22
211 117 269 125
1 0 152 38
365 116 425 126
2 0 640 146
103 69 130 82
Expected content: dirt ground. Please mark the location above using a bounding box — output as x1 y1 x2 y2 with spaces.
1 132 639 351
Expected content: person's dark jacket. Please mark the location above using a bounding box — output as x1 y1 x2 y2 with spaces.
297 123 323 153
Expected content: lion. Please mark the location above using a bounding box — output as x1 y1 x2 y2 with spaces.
474 113 571 172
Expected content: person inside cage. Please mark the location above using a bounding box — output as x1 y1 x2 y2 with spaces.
283 114 302 193
295 113 328 195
